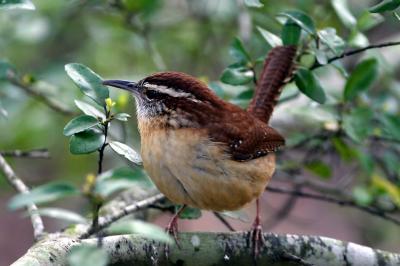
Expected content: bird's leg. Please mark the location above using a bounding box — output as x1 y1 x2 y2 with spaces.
249 198 266 259
164 205 186 259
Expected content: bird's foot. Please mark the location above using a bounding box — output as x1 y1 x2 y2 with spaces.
248 219 266 259
164 205 186 260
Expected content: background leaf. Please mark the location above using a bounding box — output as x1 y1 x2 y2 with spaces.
65 63 109 106
74 100 106 120
257 26 282 48
69 130 105 154
63 115 100 136
0 0 35 10
369 0 400 13
34 208 87 223
229 38 251 64
109 141 142 164
281 21 301 45
295 68 326 104
244 0 263 8
278 11 316 36
8 182 79 210
178 206 202 220
220 67 253 85
344 58 378 101
107 220 173 244
342 107 373 142
331 0 357 28
68 246 108 266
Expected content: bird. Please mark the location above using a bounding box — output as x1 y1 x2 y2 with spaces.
103 45 297 258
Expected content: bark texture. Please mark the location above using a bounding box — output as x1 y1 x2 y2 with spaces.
12 232 400 266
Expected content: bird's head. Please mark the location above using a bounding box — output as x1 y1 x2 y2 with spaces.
103 71 222 119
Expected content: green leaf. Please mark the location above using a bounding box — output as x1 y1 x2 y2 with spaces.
65 63 109 106
0 0 35 10
208 82 225 98
331 0 357 28
96 167 153 197
372 174 400 207
369 0 400 13
379 114 400 140
0 60 16 80
305 160 332 179
95 179 138 197
109 141 142 165
74 100 106 120
114 113 131 121
35 208 87 223
220 210 249 222
68 246 108 266
277 10 316 36
352 186 373 206
108 220 173 244
344 58 378 101
69 130 105 154
178 206 202 220
0 100 8 118
98 167 150 183
318 28 345 55
342 107 373 142
63 115 100 136
294 68 326 104
236 89 254 100
281 21 301 45
230 37 251 64
348 30 369 48
244 0 263 8
357 11 384 31
257 26 282 48
220 67 253 85
8 182 79 210
331 138 357 161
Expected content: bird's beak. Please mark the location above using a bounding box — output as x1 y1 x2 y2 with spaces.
102 80 138 93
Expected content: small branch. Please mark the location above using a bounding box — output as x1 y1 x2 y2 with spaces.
80 193 165 239
311 41 400 70
266 186 400 226
0 149 50 159
213 212 236 232
91 107 110 237
8 76 75 116
0 154 45 240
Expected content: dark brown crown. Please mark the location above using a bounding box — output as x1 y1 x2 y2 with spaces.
142 71 222 105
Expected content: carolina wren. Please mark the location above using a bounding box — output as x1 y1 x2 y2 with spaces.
103 45 297 257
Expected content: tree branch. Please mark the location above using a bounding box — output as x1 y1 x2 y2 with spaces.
12 232 400 265
8 75 75 116
80 193 165 239
311 41 400 70
0 149 50 159
266 186 400 226
0 154 45 241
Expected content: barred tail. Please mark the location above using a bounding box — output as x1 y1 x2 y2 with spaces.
247 45 297 124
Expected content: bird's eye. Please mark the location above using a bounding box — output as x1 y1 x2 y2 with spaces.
145 89 163 100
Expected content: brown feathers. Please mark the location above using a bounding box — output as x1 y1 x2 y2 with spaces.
247 45 297 123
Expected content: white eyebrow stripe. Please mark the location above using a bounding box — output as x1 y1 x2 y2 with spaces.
144 83 194 98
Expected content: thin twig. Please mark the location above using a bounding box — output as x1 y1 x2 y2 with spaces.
0 154 45 240
0 149 50 159
213 212 236 232
266 186 400 226
91 107 110 236
311 41 400 70
79 193 165 239
8 76 75 116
